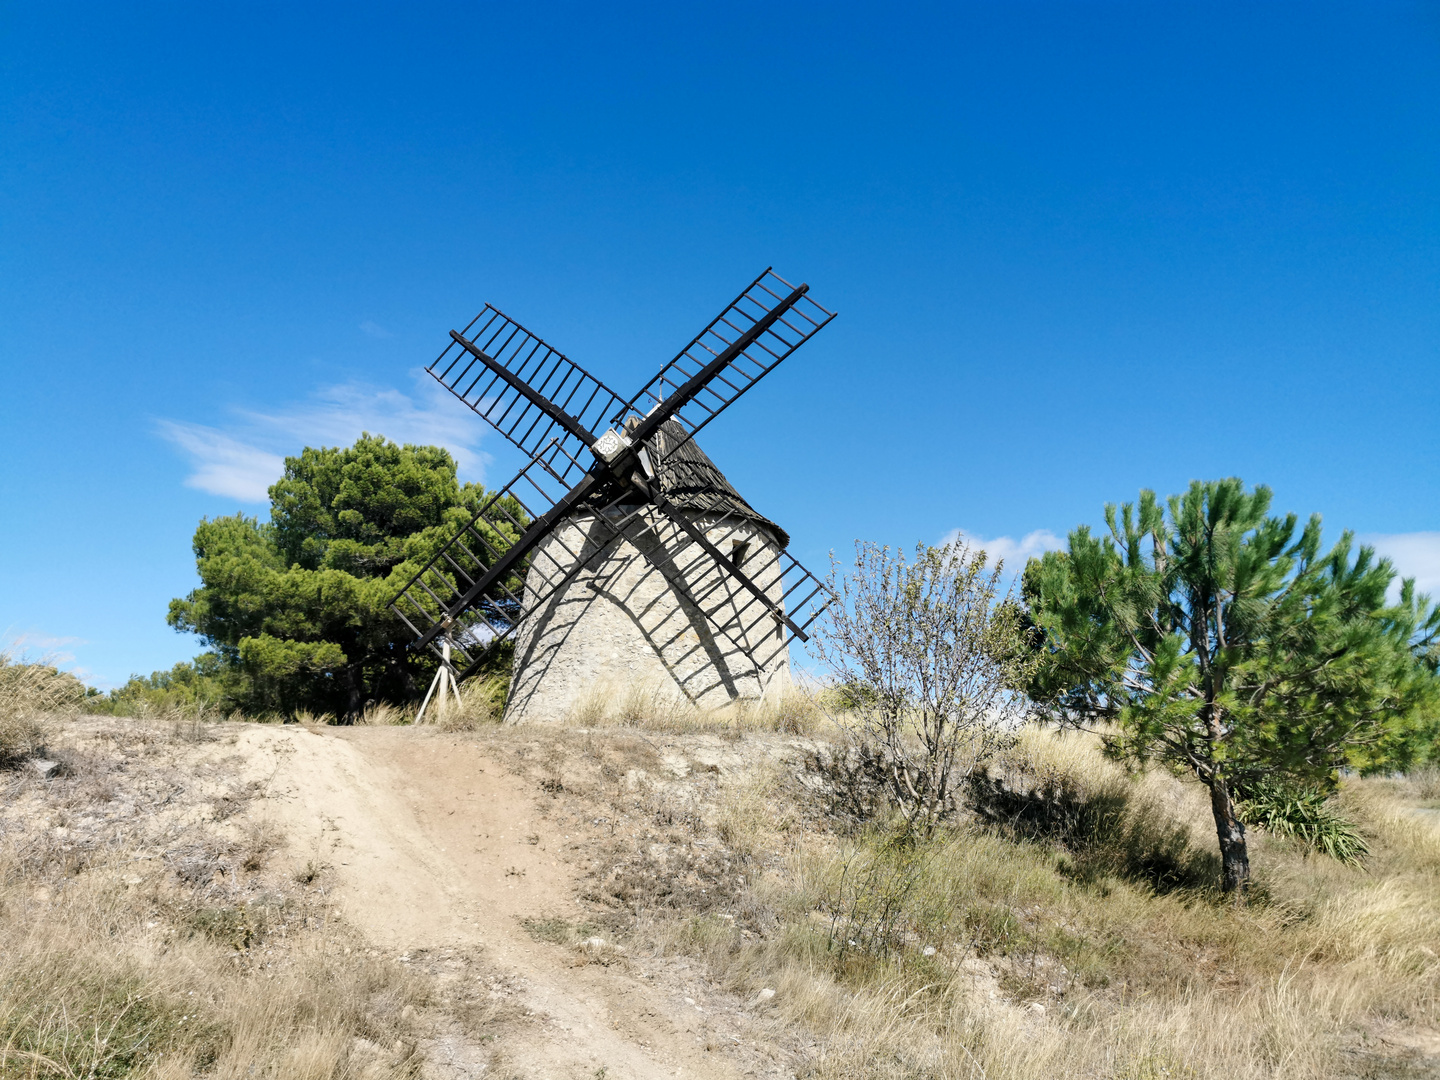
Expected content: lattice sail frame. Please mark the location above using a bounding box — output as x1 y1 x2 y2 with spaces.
614 268 835 456
388 268 836 685
388 440 610 671
428 306 625 474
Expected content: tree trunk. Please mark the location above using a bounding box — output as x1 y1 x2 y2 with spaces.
345 662 364 724
1207 773 1250 896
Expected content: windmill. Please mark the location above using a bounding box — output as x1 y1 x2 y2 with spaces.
388 268 835 723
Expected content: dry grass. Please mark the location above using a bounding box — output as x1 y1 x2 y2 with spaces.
0 652 87 715
0 713 499 1079
350 675 507 730
598 725 1440 1079
564 676 829 736
9 693 1438 1077
0 650 88 766
0 884 425 1079
432 676 507 731
1406 764 1440 803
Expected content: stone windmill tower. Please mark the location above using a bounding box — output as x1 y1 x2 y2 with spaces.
389 269 834 723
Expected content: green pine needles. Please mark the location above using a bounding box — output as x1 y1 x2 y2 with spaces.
165 434 523 720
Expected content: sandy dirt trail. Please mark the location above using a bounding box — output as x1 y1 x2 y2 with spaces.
235 723 750 1080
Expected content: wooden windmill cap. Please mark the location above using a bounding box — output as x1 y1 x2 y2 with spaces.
640 419 790 549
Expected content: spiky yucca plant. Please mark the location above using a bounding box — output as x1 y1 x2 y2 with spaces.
1237 781 1369 867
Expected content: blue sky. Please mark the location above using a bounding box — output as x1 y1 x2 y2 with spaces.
2 3 1437 688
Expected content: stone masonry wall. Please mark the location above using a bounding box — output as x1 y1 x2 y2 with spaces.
504 507 791 724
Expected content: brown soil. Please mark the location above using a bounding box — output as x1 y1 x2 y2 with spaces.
240 723 784 1079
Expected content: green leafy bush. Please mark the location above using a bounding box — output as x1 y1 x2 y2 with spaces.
91 652 233 717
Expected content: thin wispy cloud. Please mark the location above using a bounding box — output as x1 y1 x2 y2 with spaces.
939 527 1065 575
1360 532 1440 600
159 377 490 504
359 320 393 339
1 628 91 682
157 421 287 501
4 630 86 655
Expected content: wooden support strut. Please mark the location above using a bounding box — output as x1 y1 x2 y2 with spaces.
415 636 464 724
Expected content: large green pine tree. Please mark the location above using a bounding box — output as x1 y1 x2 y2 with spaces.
1022 479 1440 894
169 434 519 718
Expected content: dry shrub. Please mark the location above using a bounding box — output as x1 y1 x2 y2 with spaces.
814 540 1035 835
0 712 48 769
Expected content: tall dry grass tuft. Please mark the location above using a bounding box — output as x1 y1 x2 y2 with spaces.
435 675 508 731
1407 763 1440 802
565 676 827 736
0 650 87 766
292 707 340 726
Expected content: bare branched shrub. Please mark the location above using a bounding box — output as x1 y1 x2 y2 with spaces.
815 540 1037 835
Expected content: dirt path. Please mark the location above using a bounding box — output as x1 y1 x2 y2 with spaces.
236 723 751 1080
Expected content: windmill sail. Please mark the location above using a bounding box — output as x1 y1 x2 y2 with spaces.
429 305 628 484
389 439 650 671
617 268 835 458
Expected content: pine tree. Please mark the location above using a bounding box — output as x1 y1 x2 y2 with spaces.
168 434 522 719
1022 479 1440 895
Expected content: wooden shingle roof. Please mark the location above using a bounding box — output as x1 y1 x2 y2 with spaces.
642 420 789 549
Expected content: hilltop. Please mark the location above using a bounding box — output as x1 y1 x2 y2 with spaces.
1 712 1438 1078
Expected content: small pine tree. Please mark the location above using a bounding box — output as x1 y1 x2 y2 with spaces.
1022 479 1440 895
